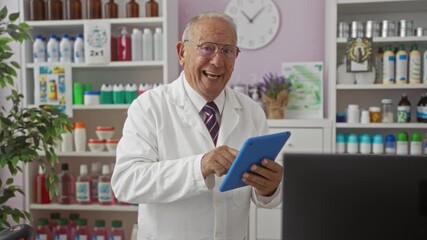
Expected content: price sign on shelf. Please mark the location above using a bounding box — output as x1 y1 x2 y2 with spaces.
84 21 111 64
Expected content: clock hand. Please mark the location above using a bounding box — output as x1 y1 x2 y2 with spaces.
240 10 253 23
250 6 265 22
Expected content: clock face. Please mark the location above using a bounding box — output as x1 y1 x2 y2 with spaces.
225 0 280 50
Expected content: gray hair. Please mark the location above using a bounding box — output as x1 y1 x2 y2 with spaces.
181 12 237 41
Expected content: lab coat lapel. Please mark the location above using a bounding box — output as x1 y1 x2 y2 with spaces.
217 88 240 145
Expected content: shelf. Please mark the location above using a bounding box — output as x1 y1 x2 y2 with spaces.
30 203 138 212
38 151 116 157
337 0 427 14
73 104 129 110
337 36 427 44
336 84 427 90
267 119 331 128
26 17 163 28
27 61 163 69
336 122 427 129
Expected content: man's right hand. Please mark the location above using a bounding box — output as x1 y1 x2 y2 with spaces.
201 145 238 178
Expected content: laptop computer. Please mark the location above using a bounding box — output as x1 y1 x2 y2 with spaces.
282 153 427 240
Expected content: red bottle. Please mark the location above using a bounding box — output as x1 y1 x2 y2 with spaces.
58 163 76 204
55 219 71 240
49 212 61 235
75 219 91 240
35 218 53 240
111 36 118 61
90 162 101 203
35 165 51 204
110 220 126 240
68 213 79 239
98 164 114 205
117 28 131 61
92 220 109 239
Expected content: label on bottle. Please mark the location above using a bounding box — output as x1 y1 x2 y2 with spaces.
76 181 90 202
383 54 395 84
76 235 88 240
112 236 122 240
55 234 68 240
98 182 112 202
94 236 105 240
417 106 427 121
36 234 48 240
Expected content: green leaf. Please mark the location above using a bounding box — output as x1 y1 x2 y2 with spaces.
5 178 13 185
0 7 7 21
8 12 19 22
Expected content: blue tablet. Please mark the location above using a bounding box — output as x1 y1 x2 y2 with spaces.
219 131 291 192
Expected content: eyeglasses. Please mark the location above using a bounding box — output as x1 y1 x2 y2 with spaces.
184 40 240 59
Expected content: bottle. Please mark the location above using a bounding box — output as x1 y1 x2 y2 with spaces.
35 218 53 240
47 0 64 20
416 93 427 123
360 110 370 124
35 165 51 204
346 104 360 123
55 219 71 240
69 36 75 62
58 163 75 204
125 83 138 104
395 44 408 84
110 220 126 240
359 134 371 154
33 35 46 63
90 162 101 203
74 121 87 152
126 0 139 18
66 0 82 20
410 132 423 155
374 47 383 83
93 220 109 240
60 34 72 62
113 84 125 104
397 93 411 123
368 106 381 123
74 34 85 63
154 27 163 61
385 134 396 154
47 34 59 63
381 98 394 123
61 125 73 152
111 34 118 61
76 164 91 204
131 28 143 61
100 84 113 104
49 212 61 234
75 219 90 240
382 45 395 84
372 134 384 154
335 133 345 153
105 0 119 19
346 134 358 154
117 28 131 61
87 0 102 19
423 47 427 84
145 0 159 17
68 213 79 240
98 164 113 205
142 28 154 61
396 131 409 155
30 0 46 20
409 44 421 84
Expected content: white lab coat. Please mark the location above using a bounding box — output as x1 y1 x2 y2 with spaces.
111 73 282 240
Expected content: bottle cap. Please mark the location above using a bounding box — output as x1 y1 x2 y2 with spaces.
112 220 122 228
61 163 69 171
411 132 422 142
359 134 371 143
58 219 68 226
396 131 408 141
372 134 384 144
385 134 395 143
381 99 392 104
347 134 358 143
102 164 110 175
144 28 152 34
74 122 85 128
76 33 83 38
155 27 162 33
92 162 101 173
38 218 48 226
50 212 61 220
84 90 101 95
77 219 87 226
62 33 69 39
348 104 359 110
336 133 345 143
95 220 105 227
369 106 380 112
80 164 88 176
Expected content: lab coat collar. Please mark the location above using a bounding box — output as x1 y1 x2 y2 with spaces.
166 72 241 146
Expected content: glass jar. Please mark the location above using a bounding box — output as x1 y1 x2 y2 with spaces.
381 98 394 123
369 106 381 123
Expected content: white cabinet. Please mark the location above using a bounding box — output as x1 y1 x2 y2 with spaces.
249 119 332 240
325 0 427 153
20 0 178 239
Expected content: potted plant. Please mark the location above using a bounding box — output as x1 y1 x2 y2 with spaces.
258 72 292 119
0 6 71 230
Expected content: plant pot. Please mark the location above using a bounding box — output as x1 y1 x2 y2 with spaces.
262 90 289 119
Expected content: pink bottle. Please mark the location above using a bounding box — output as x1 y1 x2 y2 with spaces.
93 220 109 240
55 219 71 240
68 213 79 239
35 218 53 240
98 164 114 205
58 163 76 204
76 164 91 204
35 165 51 204
117 27 131 61
110 220 126 240
74 219 91 240
90 162 101 203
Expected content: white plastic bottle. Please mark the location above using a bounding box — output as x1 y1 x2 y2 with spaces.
409 44 421 84
395 44 408 84
60 125 73 152
69 36 75 63
33 35 46 63
131 28 142 61
154 27 163 61
47 34 59 62
60 34 72 62
74 34 85 63
142 28 153 61
74 122 87 152
382 45 395 84
423 47 427 84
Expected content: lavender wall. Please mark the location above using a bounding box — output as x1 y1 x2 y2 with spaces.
179 0 326 86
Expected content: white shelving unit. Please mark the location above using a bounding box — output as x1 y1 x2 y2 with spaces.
325 0 427 152
19 0 178 239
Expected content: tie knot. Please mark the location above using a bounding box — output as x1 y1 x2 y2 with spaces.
203 101 218 116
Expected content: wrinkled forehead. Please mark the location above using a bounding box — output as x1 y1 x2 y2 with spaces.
190 18 237 45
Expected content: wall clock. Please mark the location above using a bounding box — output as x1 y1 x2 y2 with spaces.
225 0 280 50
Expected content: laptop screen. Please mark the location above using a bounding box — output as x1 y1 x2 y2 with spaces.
282 153 427 240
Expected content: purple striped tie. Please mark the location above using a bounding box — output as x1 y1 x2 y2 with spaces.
203 101 219 145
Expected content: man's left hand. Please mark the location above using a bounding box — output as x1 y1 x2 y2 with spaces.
242 159 283 197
